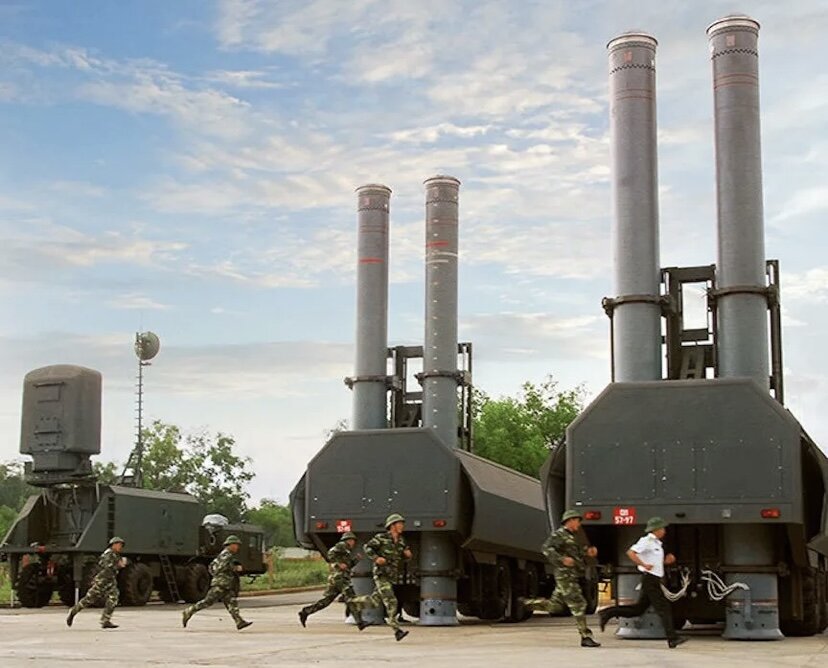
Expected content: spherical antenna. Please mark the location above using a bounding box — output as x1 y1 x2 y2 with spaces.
134 331 161 362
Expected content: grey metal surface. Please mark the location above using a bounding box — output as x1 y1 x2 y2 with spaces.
607 33 662 382
455 450 547 560
722 524 782 639
708 16 769 387
20 365 102 480
301 429 547 561
351 184 392 430
304 429 461 532
422 175 461 447
421 175 461 625
566 379 802 522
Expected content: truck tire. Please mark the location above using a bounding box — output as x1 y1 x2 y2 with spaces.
15 563 54 608
781 567 820 636
478 560 511 620
817 569 828 634
57 565 92 607
180 563 210 603
119 563 153 606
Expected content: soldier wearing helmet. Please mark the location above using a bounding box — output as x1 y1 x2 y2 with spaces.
182 535 252 631
298 531 365 629
517 510 601 647
350 513 412 641
66 536 127 629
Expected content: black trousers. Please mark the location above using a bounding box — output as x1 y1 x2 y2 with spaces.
603 573 677 640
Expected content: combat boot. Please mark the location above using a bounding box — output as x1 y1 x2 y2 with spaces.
394 629 409 642
101 621 119 629
236 619 253 630
668 637 687 648
352 609 367 631
66 605 79 627
581 636 601 647
298 609 309 627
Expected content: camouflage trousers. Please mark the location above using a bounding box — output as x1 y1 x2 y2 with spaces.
302 571 356 616
73 579 119 623
523 573 592 638
186 585 243 624
349 574 400 631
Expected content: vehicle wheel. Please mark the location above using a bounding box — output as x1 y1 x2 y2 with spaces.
525 563 540 598
119 563 153 606
179 563 210 603
57 565 90 607
402 601 420 618
15 563 53 608
781 567 820 636
478 560 511 620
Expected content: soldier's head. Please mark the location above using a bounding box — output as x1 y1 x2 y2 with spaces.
561 509 582 532
108 536 125 553
385 513 405 536
224 535 242 553
645 517 668 539
341 531 357 548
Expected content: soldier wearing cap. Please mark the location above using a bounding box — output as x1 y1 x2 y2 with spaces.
182 535 252 630
350 513 412 641
66 536 127 629
599 516 686 648
298 531 365 628
517 510 601 647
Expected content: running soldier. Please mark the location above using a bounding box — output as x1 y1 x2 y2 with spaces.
66 536 127 629
298 531 365 628
517 510 601 647
351 513 412 641
182 535 252 630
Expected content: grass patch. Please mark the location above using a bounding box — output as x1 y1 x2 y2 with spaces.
242 557 327 591
0 564 11 602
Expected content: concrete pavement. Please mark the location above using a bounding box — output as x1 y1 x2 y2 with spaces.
2 592 826 667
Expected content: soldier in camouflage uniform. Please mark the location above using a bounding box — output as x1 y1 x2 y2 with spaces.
66 536 127 629
517 510 601 647
182 535 252 630
350 513 412 641
298 531 365 629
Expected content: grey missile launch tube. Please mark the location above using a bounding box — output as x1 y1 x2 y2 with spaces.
419 175 460 626
350 184 391 430
708 16 769 388
421 176 461 446
607 32 662 382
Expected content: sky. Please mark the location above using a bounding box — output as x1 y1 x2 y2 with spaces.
1 1 827 505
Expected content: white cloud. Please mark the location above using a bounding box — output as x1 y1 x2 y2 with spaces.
108 293 171 311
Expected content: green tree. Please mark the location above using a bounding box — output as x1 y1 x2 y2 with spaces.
0 462 34 510
0 461 37 541
245 499 295 548
137 420 255 521
473 377 584 478
92 461 119 485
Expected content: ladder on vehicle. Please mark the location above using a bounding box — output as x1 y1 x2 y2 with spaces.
159 554 180 602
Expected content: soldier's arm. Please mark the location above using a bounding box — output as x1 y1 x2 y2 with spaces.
363 536 380 561
542 534 567 568
401 536 412 559
328 543 349 569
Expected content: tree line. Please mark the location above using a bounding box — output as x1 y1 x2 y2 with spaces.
0 376 582 547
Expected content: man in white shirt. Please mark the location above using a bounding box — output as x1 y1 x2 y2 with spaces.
598 517 687 648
